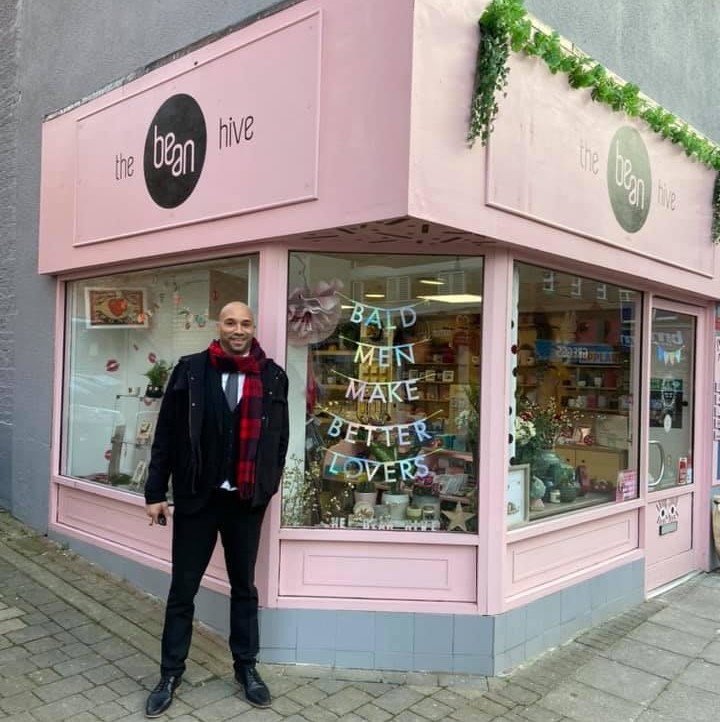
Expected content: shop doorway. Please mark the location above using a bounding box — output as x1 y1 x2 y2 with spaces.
645 302 700 591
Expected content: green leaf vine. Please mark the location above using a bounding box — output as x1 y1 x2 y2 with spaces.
468 0 720 244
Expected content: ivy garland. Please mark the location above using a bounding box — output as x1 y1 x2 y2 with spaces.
468 0 720 244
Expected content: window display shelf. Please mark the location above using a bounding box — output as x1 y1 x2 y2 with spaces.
528 492 613 520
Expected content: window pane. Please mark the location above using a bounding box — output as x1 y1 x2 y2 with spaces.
511 263 640 526
283 252 483 533
647 309 695 491
62 256 257 492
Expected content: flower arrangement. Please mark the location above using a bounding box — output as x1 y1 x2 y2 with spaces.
515 397 576 452
412 473 441 498
281 455 321 527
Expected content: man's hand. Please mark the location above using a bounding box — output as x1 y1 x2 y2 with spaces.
146 501 170 526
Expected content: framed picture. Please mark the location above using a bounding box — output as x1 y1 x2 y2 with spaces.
85 287 149 328
507 464 530 528
442 369 455 383
135 418 155 446
131 459 148 487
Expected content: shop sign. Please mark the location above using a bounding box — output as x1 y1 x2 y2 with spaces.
486 55 714 274
534 340 617 364
72 12 320 245
143 94 208 209
607 127 652 233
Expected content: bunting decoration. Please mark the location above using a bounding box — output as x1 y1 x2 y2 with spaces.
657 345 684 365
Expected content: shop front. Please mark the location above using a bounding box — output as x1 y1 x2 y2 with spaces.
39 0 719 675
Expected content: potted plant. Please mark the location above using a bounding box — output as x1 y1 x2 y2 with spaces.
370 439 415 520
352 477 377 506
143 359 173 398
411 474 441 520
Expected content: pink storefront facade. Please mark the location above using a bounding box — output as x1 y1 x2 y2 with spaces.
39 0 720 674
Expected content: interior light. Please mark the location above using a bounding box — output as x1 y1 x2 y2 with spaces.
418 278 445 286
364 293 385 299
417 294 483 304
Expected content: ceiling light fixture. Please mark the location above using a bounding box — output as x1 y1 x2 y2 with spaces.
418 293 483 304
418 278 445 286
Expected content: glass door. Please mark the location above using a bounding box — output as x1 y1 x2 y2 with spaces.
647 308 695 490
645 302 699 593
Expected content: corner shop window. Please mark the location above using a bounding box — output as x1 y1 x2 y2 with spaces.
61 256 257 491
510 263 640 526
283 252 483 533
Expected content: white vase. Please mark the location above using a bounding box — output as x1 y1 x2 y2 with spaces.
354 491 377 506
383 492 409 521
413 496 441 520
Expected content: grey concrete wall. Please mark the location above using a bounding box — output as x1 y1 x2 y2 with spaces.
9 0 295 529
0 1 19 512
524 0 720 143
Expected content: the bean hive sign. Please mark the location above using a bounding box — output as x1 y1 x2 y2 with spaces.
144 94 207 208
607 126 652 233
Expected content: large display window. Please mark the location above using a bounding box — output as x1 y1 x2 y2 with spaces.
510 263 641 525
61 256 258 491
283 252 483 533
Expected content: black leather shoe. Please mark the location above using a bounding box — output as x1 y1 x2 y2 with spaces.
145 675 181 718
235 663 271 708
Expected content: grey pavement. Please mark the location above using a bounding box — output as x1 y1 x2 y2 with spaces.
1 507 720 722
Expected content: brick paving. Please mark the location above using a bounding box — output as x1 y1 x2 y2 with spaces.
1 507 720 721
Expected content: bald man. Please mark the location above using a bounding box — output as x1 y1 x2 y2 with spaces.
144 302 288 717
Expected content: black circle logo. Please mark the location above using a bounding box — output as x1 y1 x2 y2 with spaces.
144 94 207 208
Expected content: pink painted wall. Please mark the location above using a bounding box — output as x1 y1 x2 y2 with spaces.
408 1 719 296
43 0 719 616
38 0 415 274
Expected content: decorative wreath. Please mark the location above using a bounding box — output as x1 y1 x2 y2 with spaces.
287 279 344 346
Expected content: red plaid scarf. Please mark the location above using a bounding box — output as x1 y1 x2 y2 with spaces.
208 338 266 499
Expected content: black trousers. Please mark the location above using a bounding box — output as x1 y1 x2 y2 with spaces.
160 490 266 677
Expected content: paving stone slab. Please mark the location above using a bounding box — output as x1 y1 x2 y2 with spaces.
601 636 692 679
0 617 26 635
448 704 494 722
191 693 253 721
316 686 374 715
573 656 668 705
294 703 340 722
372 686 425 714
649 606 720 638
31 693 95 722
647 680 719 722
627 621 709 657
540 680 644 722
408 696 454 720
354 701 394 722
674 659 720 695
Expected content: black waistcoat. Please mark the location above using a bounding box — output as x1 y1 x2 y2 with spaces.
201 366 240 488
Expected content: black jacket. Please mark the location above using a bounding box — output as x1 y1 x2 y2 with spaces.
144 349 289 511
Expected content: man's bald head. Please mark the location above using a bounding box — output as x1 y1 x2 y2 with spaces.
217 302 256 355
